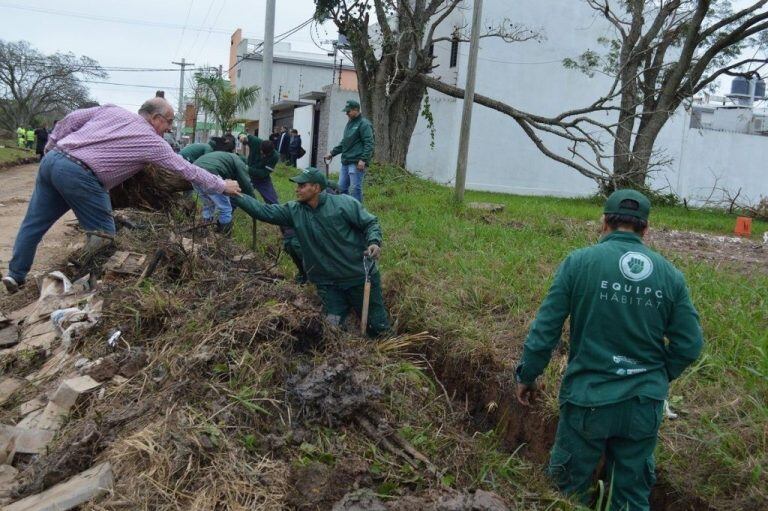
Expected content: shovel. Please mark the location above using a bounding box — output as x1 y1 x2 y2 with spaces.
360 255 373 336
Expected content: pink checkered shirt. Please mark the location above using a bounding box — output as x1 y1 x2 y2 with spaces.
46 104 224 193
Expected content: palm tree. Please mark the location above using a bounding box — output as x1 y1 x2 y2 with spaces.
196 76 259 133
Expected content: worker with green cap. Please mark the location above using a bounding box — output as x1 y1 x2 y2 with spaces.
324 99 374 203
180 139 217 163
191 141 255 235
232 167 390 337
25 128 35 150
514 189 703 511
16 127 25 148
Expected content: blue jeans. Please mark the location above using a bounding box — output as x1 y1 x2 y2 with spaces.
194 185 233 223
9 151 115 283
338 163 365 203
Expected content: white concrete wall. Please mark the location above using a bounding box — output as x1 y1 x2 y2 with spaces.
292 105 314 168
652 112 768 204
407 0 768 201
238 59 332 120
407 0 614 197
325 86 361 170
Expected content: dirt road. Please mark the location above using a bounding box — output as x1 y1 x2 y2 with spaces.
0 163 79 280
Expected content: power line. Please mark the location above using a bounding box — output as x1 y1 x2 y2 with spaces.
173 0 196 60
193 0 229 63
185 0 217 59
82 80 180 90
0 2 232 34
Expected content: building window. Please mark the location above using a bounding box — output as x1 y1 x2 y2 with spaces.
237 68 241 78
449 36 459 68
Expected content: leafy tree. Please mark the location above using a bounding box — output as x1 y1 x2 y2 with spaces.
196 76 259 133
0 40 105 131
564 0 768 189
314 0 538 166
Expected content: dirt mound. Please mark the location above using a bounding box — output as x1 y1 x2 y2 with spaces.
647 228 767 275
1 207 557 510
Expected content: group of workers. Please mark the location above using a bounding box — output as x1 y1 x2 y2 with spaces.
0 94 704 511
16 125 49 159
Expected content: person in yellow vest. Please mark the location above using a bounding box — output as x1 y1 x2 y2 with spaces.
16 127 25 148
25 128 35 150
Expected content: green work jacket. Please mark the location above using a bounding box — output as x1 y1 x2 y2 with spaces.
244 135 279 180
26 129 35 141
516 231 703 407
180 141 215 163
192 151 254 198
233 192 382 285
331 115 374 165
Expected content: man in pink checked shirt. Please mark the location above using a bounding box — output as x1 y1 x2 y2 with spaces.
1 97 242 294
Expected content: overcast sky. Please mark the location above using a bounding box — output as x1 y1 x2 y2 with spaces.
0 0 760 114
0 0 333 111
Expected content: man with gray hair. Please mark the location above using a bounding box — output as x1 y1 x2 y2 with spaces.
1 97 242 294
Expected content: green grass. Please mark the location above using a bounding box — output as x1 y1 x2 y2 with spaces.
233 163 768 508
0 139 33 166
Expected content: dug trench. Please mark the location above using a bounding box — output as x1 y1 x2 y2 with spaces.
0 204 725 510
414 341 718 511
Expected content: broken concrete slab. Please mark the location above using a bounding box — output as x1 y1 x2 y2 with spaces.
50 376 102 410
0 325 19 349
26 349 72 383
0 426 54 455
467 202 505 213
0 312 9 326
103 251 146 279
32 403 69 432
3 462 113 511
0 464 19 501
15 409 43 429
0 433 14 465
0 379 23 406
22 321 57 341
19 398 45 416
14 331 57 353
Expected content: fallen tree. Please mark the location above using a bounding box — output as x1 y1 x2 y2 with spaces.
108 165 192 210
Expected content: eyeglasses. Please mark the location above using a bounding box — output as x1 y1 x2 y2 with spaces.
156 114 175 124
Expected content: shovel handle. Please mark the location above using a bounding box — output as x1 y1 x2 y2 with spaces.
360 280 371 336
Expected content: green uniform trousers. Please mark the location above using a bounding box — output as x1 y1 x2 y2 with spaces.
548 397 662 511
316 272 390 337
282 234 307 284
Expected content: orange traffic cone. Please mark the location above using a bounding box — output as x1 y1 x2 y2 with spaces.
734 216 752 237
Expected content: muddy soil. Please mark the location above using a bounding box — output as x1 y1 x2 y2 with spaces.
647 228 767 275
424 346 717 511
0 163 80 279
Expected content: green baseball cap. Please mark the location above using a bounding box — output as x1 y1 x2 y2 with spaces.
289 167 327 189
342 100 360 112
604 189 651 221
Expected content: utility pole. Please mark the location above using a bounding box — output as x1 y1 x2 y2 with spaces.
453 0 483 203
172 58 194 140
260 0 276 137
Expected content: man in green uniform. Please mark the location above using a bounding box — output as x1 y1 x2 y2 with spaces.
239 132 308 281
515 190 703 511
180 139 216 163
324 100 374 203
192 148 255 235
233 168 390 337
